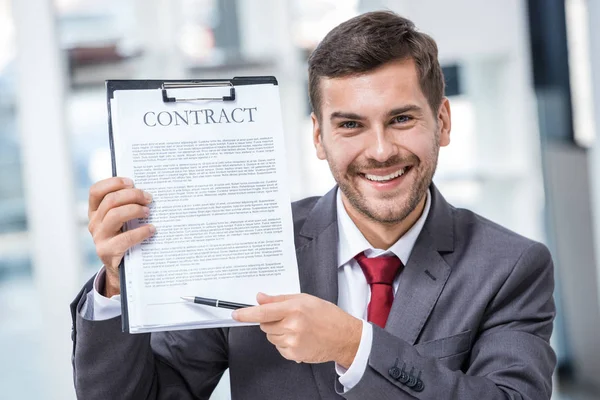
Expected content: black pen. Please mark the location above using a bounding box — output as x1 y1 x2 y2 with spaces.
181 296 253 310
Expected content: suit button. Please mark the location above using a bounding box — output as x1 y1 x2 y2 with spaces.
407 375 417 388
414 379 424 392
395 362 410 384
389 359 403 381
405 368 417 387
398 370 409 384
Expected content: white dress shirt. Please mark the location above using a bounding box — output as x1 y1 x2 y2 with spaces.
86 188 431 391
89 267 122 320
334 189 431 390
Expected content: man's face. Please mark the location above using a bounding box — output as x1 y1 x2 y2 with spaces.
313 58 451 224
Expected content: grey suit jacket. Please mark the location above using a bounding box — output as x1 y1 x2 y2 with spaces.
70 185 556 399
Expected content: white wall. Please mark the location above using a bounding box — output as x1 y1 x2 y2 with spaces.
588 0 600 313
12 0 81 398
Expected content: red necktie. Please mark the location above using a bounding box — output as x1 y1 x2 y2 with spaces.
355 252 403 328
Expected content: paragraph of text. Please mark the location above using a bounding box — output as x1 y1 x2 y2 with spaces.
133 159 276 184
131 137 275 163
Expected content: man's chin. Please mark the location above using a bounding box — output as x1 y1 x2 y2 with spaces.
345 194 411 224
361 204 412 224
339 169 431 225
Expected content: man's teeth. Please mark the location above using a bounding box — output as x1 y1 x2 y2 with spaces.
364 168 407 182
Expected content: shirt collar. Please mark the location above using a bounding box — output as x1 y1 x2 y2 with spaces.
336 187 431 267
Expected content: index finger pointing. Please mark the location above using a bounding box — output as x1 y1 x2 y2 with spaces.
89 177 134 214
232 303 288 323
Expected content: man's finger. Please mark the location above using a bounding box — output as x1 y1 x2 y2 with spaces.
94 204 151 240
95 188 153 223
89 177 134 216
256 292 301 305
106 224 156 254
232 302 289 323
266 333 286 347
259 322 285 335
276 346 299 362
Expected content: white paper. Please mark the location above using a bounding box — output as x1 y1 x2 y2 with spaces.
110 83 300 333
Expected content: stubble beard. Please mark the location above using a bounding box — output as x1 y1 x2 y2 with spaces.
329 149 439 225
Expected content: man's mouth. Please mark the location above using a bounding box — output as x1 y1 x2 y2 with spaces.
362 166 412 182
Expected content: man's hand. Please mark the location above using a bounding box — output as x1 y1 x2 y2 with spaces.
232 293 362 368
88 177 155 297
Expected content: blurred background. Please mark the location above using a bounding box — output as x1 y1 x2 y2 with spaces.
1 0 599 398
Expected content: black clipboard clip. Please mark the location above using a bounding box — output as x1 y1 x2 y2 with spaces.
161 81 236 103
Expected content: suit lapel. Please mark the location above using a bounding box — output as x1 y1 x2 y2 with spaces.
295 187 340 397
297 224 339 304
385 185 454 344
385 230 451 344
296 187 339 304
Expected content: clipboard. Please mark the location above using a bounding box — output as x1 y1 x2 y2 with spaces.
106 76 279 332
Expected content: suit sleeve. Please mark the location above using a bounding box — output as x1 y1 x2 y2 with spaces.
338 242 557 400
70 277 228 400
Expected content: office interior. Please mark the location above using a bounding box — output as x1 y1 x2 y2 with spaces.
0 0 599 399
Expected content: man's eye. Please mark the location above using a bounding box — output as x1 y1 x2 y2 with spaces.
340 121 360 129
393 115 412 124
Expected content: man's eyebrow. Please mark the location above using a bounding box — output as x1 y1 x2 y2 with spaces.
330 111 365 121
387 105 423 116
329 105 424 121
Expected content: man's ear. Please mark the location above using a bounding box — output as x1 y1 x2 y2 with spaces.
312 112 327 160
437 98 451 147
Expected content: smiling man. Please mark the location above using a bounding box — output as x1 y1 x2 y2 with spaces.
71 11 556 400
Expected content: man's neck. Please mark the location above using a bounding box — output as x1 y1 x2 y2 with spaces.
341 194 427 250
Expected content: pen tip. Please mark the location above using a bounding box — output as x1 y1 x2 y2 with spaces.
181 296 194 301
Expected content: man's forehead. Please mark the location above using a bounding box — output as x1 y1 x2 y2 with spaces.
320 58 418 84
318 59 426 114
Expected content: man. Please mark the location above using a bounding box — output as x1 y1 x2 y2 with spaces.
71 11 556 399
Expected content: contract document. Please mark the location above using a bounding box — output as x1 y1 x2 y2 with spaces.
107 78 300 333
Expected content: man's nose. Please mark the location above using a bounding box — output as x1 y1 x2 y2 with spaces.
364 126 398 163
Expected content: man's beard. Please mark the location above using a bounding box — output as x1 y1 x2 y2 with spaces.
330 151 438 225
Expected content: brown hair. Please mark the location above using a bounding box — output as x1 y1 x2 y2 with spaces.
308 11 445 120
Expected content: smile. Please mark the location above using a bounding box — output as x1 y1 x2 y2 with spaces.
363 167 411 182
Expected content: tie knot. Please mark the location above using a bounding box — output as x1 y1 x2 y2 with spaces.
354 252 403 285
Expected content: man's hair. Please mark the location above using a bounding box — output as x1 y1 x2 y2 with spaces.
308 11 445 120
